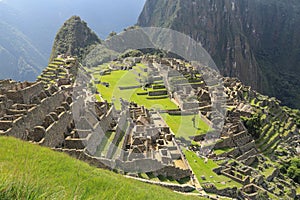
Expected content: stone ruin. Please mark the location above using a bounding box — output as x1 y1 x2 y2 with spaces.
1 54 299 199
67 96 192 180
0 79 71 148
117 101 191 179
0 56 193 182
138 56 299 199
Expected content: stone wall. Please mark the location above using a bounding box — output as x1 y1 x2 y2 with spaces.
153 166 191 180
85 123 105 155
221 168 250 185
214 137 235 149
42 110 73 147
125 176 195 193
6 82 44 104
148 90 168 96
54 148 112 170
203 184 238 198
116 158 164 173
98 106 115 134
106 123 125 159
119 85 141 90
86 106 117 155
5 91 65 139
243 156 258 166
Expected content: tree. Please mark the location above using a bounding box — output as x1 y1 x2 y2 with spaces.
281 158 300 184
242 114 261 139
287 158 300 184
108 31 117 38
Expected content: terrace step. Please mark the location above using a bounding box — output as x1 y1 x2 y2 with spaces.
264 139 281 155
257 126 275 147
258 124 272 140
236 148 257 161
260 134 281 152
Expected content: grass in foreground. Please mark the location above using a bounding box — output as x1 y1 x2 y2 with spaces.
0 137 204 200
183 150 242 189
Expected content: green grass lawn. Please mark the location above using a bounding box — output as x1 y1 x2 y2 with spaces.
0 137 204 200
92 65 178 110
161 114 210 139
213 147 234 156
183 150 242 189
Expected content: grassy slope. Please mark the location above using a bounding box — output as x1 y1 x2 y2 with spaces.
0 137 203 200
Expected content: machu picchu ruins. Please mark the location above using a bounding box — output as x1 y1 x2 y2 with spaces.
2 0 300 199
0 51 299 200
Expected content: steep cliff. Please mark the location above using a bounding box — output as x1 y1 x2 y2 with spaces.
137 0 300 108
50 16 101 62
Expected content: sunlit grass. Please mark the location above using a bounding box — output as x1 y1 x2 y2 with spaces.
92 65 177 110
183 150 242 189
0 137 203 200
161 114 210 139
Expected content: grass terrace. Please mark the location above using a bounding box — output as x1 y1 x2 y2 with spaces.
213 147 234 156
161 113 210 139
184 150 242 189
92 64 178 110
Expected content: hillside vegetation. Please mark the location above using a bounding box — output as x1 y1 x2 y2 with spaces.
50 16 101 62
0 137 202 200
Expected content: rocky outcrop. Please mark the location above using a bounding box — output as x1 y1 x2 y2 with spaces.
50 16 101 62
137 0 300 109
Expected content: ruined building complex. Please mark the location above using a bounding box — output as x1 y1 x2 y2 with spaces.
0 56 191 181
0 55 299 199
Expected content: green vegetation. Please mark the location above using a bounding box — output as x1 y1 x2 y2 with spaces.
119 49 143 59
0 137 202 200
280 158 300 184
92 64 178 110
241 113 261 139
50 16 101 62
183 150 242 189
161 114 210 139
213 147 234 156
261 167 275 178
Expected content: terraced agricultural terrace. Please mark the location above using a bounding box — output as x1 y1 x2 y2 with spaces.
0 54 299 199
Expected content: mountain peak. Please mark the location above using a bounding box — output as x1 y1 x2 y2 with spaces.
50 15 101 62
